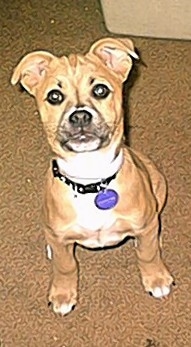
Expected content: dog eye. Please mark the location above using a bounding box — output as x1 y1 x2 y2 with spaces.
92 84 110 99
47 90 64 105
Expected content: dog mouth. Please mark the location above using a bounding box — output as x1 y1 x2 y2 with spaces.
60 131 108 153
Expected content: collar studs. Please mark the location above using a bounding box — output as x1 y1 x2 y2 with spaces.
52 159 117 194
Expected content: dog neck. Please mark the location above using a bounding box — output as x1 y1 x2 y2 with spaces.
56 147 124 184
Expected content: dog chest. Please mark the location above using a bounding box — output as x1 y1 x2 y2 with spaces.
73 193 116 231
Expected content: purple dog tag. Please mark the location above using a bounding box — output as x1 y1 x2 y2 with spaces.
94 189 119 210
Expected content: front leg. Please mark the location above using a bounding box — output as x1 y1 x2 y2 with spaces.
45 231 78 316
135 217 174 298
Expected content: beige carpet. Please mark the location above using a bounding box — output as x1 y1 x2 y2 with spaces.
0 0 191 346
101 0 191 40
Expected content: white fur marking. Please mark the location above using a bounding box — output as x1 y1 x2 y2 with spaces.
74 192 116 231
46 244 53 260
151 286 171 298
57 148 123 182
53 303 74 316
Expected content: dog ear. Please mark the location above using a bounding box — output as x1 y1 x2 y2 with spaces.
11 51 55 94
89 37 139 81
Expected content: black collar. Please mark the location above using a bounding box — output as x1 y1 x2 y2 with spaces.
52 159 117 194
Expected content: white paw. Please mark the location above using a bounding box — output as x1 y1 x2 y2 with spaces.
46 244 53 260
52 302 75 316
150 285 171 298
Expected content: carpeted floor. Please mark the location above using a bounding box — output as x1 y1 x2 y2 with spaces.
0 1 191 346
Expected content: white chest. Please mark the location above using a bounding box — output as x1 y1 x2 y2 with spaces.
73 192 116 231
72 192 125 248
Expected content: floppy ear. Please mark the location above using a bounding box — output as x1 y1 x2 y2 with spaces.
11 51 55 95
89 37 139 82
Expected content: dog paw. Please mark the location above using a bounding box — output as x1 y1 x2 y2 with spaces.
48 296 76 316
48 284 77 316
142 272 174 299
150 285 171 298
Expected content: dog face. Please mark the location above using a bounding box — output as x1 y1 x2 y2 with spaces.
11 38 138 158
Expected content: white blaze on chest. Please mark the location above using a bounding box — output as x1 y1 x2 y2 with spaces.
73 192 116 231
57 147 123 181
56 148 124 243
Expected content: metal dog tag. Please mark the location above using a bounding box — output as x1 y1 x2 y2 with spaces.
94 189 119 210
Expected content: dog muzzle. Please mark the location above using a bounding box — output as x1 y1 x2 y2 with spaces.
59 106 111 153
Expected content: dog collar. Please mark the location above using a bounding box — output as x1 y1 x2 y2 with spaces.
52 159 118 194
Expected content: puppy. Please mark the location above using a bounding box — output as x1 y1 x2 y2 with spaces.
11 37 174 316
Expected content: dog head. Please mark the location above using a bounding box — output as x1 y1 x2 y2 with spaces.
11 38 138 158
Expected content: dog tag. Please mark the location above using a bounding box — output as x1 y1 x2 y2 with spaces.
94 189 119 210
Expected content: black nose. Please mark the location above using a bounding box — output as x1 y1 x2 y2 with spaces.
69 111 92 128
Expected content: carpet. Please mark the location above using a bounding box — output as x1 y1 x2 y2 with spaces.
101 0 191 40
0 0 191 346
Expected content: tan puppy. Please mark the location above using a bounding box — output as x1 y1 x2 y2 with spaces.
11 38 174 316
